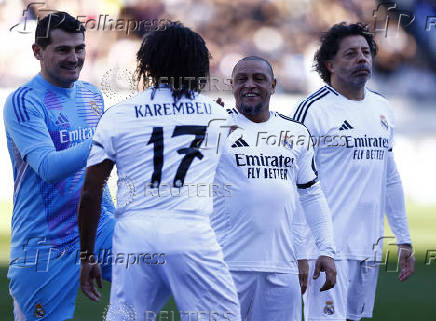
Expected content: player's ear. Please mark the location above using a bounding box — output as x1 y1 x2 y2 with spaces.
32 43 43 61
271 78 277 95
325 60 334 74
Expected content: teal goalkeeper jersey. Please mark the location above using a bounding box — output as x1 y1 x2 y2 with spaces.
3 73 114 262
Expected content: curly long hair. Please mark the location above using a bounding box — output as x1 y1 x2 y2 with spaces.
314 22 377 84
136 21 211 101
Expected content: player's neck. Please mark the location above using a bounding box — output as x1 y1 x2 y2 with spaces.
242 110 270 123
330 79 365 101
40 70 74 88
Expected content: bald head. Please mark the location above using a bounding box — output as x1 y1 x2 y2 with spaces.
232 56 274 81
231 56 276 123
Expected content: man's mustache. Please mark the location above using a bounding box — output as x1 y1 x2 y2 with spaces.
352 64 371 74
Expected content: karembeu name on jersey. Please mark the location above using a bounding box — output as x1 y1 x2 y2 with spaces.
135 101 212 118
235 153 294 180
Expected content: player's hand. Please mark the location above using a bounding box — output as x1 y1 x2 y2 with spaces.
313 255 336 292
398 244 415 281
80 259 103 302
215 97 225 107
298 259 309 294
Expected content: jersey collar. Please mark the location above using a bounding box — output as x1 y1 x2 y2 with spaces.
34 73 76 98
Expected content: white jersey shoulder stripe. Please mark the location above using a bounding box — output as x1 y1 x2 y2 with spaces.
275 112 303 125
293 87 330 123
367 88 387 99
275 112 319 184
293 88 331 123
293 87 327 121
324 84 339 96
275 112 313 133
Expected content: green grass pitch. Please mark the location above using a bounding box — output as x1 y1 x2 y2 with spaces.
0 200 434 320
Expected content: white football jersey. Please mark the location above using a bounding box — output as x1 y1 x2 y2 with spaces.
292 85 411 260
87 87 230 219
211 110 318 273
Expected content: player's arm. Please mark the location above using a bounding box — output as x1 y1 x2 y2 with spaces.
385 149 414 281
297 183 336 291
78 158 114 301
296 129 336 291
292 202 310 294
78 111 116 301
3 91 92 183
292 104 323 293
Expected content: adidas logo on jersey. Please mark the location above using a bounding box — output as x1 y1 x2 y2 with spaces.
338 120 353 130
231 137 249 148
55 113 70 127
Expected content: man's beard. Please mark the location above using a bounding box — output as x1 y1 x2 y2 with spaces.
240 102 263 115
348 63 371 88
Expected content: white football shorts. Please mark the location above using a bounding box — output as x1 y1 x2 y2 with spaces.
105 212 241 321
231 271 301 321
303 259 379 321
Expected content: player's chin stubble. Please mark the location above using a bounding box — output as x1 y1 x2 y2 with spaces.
240 102 263 115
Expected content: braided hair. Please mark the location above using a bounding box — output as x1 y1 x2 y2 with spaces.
136 21 211 101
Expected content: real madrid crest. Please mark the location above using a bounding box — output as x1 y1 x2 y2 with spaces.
90 100 102 116
323 300 335 315
380 114 389 130
281 134 294 150
34 303 45 318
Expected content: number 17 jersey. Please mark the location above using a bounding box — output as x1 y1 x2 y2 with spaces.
87 87 230 219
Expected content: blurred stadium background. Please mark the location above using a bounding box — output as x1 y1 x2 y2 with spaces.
0 0 435 320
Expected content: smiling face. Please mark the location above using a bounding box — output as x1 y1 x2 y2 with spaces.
326 35 372 89
33 29 85 88
231 59 276 119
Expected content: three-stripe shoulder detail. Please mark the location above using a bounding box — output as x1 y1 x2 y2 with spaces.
226 108 238 115
293 87 331 123
276 112 312 135
276 112 302 125
324 85 339 96
11 87 34 123
367 88 387 99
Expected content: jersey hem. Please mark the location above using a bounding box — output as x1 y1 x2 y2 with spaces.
227 263 298 274
307 251 382 261
307 316 344 321
347 313 372 320
87 154 115 167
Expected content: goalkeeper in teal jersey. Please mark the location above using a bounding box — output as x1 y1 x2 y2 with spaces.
3 12 114 320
